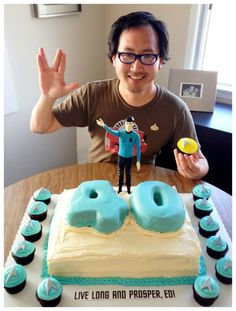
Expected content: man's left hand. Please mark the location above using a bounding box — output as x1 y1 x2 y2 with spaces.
174 149 209 180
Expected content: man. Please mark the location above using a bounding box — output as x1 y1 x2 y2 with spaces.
30 11 209 180
96 116 141 193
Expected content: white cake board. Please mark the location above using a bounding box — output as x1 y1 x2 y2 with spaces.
4 191 232 307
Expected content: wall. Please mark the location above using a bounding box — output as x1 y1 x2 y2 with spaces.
4 4 106 186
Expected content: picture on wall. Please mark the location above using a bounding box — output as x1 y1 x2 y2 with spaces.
33 4 82 18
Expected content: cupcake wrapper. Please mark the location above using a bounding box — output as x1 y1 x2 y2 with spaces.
215 269 232 284
12 249 35 266
198 226 219 238
193 286 218 306
4 280 26 294
28 211 47 222
193 205 212 219
21 229 42 242
36 292 62 307
206 245 228 259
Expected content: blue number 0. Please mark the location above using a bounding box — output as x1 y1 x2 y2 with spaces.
130 181 186 232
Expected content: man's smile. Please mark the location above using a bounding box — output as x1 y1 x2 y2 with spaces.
128 74 145 80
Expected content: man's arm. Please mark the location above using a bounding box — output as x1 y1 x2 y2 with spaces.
30 94 62 133
30 48 80 133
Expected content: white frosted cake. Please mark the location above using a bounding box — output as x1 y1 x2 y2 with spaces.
45 180 202 284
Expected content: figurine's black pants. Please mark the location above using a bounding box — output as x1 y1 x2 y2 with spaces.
118 155 132 190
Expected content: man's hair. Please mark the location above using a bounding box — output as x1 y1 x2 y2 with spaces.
107 11 170 63
126 116 135 122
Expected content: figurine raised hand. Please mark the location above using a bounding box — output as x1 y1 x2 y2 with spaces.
96 118 105 128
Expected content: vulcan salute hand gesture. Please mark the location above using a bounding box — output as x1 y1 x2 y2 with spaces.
37 48 80 100
30 48 80 133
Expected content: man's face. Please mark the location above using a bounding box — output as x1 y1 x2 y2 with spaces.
112 25 163 95
125 121 134 132
189 86 195 94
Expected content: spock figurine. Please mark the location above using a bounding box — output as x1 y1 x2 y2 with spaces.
96 116 141 194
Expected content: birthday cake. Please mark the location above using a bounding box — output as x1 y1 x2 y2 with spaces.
44 180 203 285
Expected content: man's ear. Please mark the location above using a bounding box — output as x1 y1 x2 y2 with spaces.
158 58 164 70
112 55 116 67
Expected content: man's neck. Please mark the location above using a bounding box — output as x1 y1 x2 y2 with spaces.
119 83 157 107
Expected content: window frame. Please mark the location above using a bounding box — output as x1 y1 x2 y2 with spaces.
185 4 232 105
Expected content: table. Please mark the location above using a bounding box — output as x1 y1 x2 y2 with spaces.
4 163 232 263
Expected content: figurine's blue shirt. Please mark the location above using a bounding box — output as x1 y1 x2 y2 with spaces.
104 125 141 161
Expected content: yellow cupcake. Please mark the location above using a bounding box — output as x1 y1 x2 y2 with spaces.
177 138 198 154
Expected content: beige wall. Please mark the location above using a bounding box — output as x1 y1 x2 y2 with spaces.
4 4 106 185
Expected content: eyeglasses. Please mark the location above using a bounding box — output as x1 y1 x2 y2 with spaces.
118 52 159 65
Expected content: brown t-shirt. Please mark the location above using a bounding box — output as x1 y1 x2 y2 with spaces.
53 79 198 164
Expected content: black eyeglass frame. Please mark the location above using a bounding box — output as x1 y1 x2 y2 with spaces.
117 52 159 65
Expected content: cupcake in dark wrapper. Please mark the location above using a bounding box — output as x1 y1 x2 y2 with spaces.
206 236 228 259
193 275 220 306
27 201 48 222
33 187 51 205
194 198 213 218
4 264 27 294
198 215 219 238
11 239 35 265
215 256 232 284
20 219 42 242
36 277 63 307
192 184 211 201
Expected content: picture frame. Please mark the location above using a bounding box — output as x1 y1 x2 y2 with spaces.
168 69 218 112
33 4 81 18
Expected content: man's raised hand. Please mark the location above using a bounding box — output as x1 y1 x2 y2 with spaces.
37 48 80 100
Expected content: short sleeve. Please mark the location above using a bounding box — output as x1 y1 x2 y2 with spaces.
52 84 89 127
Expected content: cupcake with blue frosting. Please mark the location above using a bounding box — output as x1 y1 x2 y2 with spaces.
20 219 42 242
193 275 220 306
11 239 35 265
215 256 232 284
33 187 51 205
192 184 211 201
198 215 219 238
27 201 48 222
4 264 27 294
194 198 213 218
36 277 63 307
206 236 228 259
